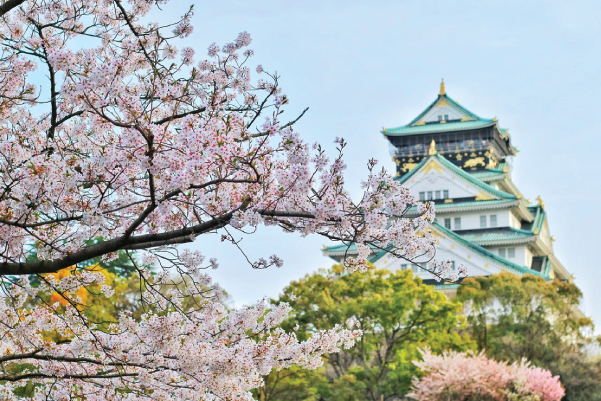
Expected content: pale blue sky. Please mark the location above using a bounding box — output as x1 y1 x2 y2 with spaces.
155 1 601 325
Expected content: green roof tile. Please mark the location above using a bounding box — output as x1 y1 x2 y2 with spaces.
455 228 535 245
383 94 496 136
432 199 519 212
528 205 546 234
382 93 516 156
469 165 507 181
322 222 548 279
403 200 519 218
383 120 495 136
323 243 395 264
432 222 548 278
406 94 483 126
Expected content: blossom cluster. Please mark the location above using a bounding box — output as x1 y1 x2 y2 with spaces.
408 349 565 401
0 0 458 398
0 271 360 400
0 0 441 276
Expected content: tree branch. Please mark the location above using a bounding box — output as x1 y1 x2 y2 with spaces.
152 106 206 125
0 0 26 17
0 212 234 275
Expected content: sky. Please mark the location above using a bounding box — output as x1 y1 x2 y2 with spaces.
154 1 601 325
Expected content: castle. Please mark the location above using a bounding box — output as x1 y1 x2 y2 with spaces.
323 81 572 293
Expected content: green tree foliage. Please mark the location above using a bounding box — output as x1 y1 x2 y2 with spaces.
254 264 474 401
254 366 328 401
457 273 601 401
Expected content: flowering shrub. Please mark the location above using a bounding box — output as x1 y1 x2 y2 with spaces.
408 349 565 401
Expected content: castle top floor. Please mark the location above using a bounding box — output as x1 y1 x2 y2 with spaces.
383 81 517 177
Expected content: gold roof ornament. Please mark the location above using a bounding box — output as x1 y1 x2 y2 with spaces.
536 195 545 209
428 139 437 155
439 79 445 96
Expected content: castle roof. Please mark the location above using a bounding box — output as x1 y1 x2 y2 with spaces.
395 150 517 201
321 221 548 279
381 81 517 155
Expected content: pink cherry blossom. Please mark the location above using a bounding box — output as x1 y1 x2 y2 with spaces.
0 0 459 398
408 349 565 401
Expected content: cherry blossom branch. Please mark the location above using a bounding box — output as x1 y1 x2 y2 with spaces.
0 0 26 17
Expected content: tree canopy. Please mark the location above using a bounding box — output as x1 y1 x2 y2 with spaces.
254 264 474 401
457 273 601 401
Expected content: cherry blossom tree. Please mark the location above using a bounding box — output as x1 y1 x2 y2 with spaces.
408 349 565 401
0 0 458 398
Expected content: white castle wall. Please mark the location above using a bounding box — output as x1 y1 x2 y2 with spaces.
435 209 516 231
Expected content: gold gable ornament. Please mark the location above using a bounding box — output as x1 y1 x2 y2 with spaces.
401 163 418 173
423 159 443 174
464 157 485 169
428 139 437 155
475 192 495 201
439 79 445 96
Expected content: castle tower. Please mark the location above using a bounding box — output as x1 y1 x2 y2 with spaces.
323 81 572 293
385 80 516 176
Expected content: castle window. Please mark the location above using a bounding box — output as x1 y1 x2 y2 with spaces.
490 215 498 227
443 190 449 198
435 190 441 199
438 115 442 121
427 191 433 200
444 218 451 229
454 217 461 230
444 114 449 120
419 192 425 201
480 215 487 228
499 248 506 258
400 264 408 270
508 248 516 258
